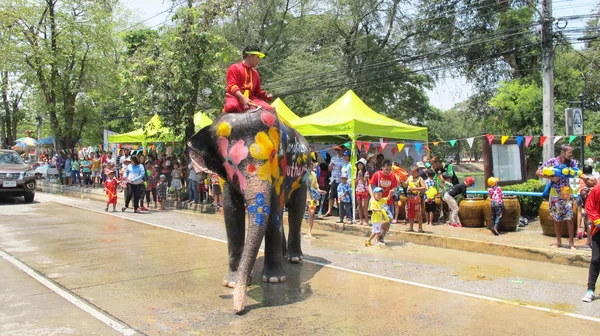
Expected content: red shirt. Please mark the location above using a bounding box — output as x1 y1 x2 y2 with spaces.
226 62 268 100
370 171 399 196
584 184 600 237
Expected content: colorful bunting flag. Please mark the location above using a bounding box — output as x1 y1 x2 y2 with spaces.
344 142 351 149
380 138 388 151
539 136 547 147
501 136 509 145
525 136 533 147
485 134 494 145
377 146 383 154
424 145 432 152
466 137 474 148
404 147 410 156
586 135 593 146
320 150 327 159
432 141 440 146
356 141 363 150
553 136 563 144
414 143 422 155
391 147 397 156
397 143 405 152
449 140 457 147
516 136 524 146
363 142 371 152
569 135 577 144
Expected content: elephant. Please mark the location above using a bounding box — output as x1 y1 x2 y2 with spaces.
188 108 310 314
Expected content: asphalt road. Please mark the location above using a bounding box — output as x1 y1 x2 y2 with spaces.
1 193 598 335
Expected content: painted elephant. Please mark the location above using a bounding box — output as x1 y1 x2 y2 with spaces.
188 108 310 314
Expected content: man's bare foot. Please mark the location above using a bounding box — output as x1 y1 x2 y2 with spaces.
551 243 561 248
569 245 577 250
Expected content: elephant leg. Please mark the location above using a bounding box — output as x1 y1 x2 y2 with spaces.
262 194 287 283
222 181 248 288
287 183 307 263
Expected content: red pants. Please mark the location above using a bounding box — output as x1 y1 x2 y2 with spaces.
223 95 274 113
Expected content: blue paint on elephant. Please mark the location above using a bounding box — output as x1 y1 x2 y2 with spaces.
248 193 270 227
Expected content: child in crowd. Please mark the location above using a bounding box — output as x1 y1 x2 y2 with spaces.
578 166 594 241
579 176 597 245
145 163 158 209
71 155 82 186
404 165 426 232
157 174 168 210
307 162 327 238
161 161 171 186
487 177 503 236
104 170 118 212
337 174 353 224
197 170 207 203
444 176 475 227
424 170 437 225
365 187 390 246
211 173 222 208
355 158 370 226
80 156 92 187
170 162 182 201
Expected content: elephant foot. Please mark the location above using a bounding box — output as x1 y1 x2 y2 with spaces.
287 250 304 263
222 272 251 288
261 265 287 283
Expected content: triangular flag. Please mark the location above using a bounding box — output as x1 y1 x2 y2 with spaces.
568 135 576 144
396 143 405 152
466 137 474 148
344 142 351 149
449 140 457 147
391 147 397 156
553 136 562 144
320 150 327 159
377 146 383 154
356 141 362 150
586 135 593 146
525 136 533 147
380 138 388 151
516 136 524 146
363 142 371 152
415 143 422 155
539 136 547 147
404 147 409 156
501 136 509 145
424 145 432 152
485 134 494 145
432 141 440 146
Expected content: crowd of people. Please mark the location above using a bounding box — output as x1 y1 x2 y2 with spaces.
304 145 477 243
45 149 223 214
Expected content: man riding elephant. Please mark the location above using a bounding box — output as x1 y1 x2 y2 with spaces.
223 46 274 113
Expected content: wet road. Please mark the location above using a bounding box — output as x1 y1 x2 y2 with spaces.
1 193 599 335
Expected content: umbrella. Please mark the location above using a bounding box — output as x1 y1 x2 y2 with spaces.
38 136 55 145
15 137 38 146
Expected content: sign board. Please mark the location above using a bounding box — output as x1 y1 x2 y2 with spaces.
573 107 583 135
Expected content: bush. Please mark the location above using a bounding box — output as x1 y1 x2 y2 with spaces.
502 179 545 217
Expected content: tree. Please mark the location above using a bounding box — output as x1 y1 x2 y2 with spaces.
2 0 121 149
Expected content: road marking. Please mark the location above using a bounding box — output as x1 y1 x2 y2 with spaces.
49 197 600 324
0 248 139 336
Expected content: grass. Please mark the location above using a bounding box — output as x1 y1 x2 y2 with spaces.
456 171 485 177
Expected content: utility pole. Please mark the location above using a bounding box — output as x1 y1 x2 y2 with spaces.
542 0 554 161
579 93 585 165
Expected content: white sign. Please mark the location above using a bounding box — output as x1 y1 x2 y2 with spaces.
573 107 583 135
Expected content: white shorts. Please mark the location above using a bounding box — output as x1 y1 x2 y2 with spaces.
372 223 382 234
91 170 101 177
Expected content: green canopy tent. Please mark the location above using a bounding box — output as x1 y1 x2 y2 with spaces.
290 90 428 220
271 98 300 123
109 113 213 145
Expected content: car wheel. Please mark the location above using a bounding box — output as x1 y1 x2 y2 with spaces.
24 193 35 203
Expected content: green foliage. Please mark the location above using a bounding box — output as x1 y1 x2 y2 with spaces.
425 105 483 161
502 179 545 217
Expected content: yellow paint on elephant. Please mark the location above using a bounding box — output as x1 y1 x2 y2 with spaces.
250 127 280 184
273 175 284 195
216 122 231 137
296 153 308 164
289 177 302 196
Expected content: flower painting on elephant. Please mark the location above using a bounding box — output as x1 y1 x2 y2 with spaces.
187 108 311 314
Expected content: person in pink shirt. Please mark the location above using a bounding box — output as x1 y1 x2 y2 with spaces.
487 177 503 236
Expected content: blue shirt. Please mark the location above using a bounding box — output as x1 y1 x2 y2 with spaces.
65 158 72 172
337 182 352 203
125 164 145 184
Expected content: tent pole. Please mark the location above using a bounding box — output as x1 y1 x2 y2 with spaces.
350 136 357 223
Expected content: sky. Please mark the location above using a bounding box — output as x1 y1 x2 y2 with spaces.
122 0 599 111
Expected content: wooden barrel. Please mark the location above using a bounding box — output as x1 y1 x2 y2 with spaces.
539 200 577 237
483 196 520 232
458 198 485 227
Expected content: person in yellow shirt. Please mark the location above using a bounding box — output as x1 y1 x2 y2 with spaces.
365 187 391 246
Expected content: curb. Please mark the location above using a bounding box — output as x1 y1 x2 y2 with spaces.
37 182 591 268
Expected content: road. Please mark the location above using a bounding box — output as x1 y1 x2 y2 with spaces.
1 193 598 335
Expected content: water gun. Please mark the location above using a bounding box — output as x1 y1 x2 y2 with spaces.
541 164 582 197
425 186 438 201
392 166 408 182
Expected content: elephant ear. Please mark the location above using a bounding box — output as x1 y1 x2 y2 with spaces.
188 125 226 178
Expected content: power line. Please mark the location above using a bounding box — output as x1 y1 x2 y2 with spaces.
117 0 187 34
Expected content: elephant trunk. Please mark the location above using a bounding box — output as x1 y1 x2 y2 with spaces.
233 208 268 314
